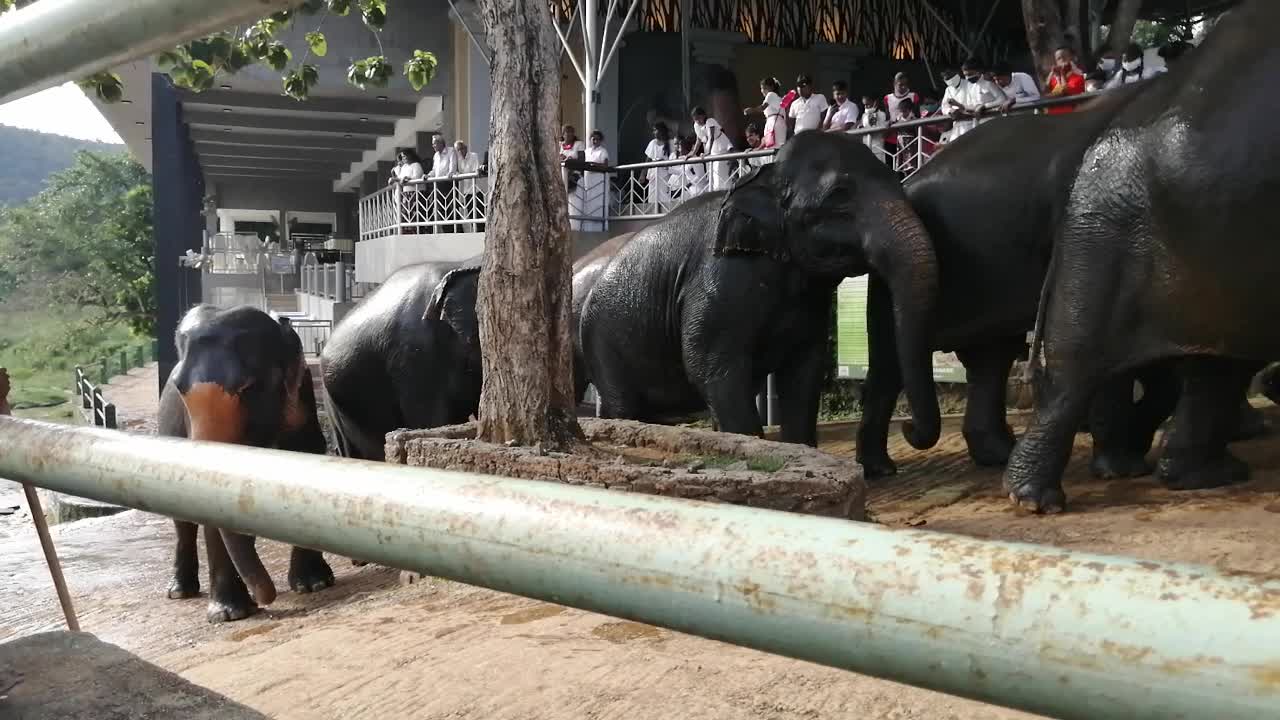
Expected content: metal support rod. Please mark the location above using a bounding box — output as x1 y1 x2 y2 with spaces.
21 484 81 632
1 414 1278 720
680 0 691 115
446 0 493 67
552 12 588 87
583 0 599 136
598 0 639 80
0 0 294 105
917 0 974 60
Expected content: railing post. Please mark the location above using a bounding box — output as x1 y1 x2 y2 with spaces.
766 373 778 427
119 349 128 375
335 261 348 303
103 403 116 430
321 263 330 299
98 359 109 386
135 345 144 369
92 389 103 427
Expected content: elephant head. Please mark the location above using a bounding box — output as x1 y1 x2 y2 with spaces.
171 305 314 606
715 132 942 449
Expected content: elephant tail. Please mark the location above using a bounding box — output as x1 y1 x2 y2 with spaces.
1025 241 1059 385
424 265 482 322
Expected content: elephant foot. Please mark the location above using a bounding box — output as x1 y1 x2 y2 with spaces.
288 554 336 595
1089 450 1153 480
856 452 898 480
963 428 1015 467
206 594 258 624
1004 464 1067 514
1157 451 1250 491
166 574 200 600
1233 404 1269 442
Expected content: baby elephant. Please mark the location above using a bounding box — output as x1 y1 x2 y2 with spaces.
159 305 335 623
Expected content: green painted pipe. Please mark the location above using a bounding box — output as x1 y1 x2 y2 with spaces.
1 415 1278 719
0 0 293 105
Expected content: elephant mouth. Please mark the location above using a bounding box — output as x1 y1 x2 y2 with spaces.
181 382 248 445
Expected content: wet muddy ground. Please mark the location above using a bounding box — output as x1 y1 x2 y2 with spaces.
4 397 1280 718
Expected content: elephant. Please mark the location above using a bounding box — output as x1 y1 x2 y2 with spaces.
572 232 635 403
579 130 942 449
1004 0 1280 513
159 305 334 623
320 258 482 461
855 79 1179 481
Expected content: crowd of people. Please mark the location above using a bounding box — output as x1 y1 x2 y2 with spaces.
385 133 487 234
384 41 1170 229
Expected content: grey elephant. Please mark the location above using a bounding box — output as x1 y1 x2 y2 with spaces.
1004 0 1280 513
579 131 942 449
320 259 482 460
159 305 334 623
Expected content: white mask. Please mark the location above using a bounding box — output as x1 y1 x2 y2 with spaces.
1123 58 1142 72
945 75 961 89
1101 58 1117 71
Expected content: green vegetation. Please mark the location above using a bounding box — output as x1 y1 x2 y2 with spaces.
0 151 155 424
0 125 123 207
698 454 788 474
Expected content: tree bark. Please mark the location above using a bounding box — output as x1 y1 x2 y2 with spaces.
1021 0 1067 81
474 0 583 448
1107 0 1144 55
1062 0 1085 58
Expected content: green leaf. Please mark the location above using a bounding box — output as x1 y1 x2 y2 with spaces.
347 59 370 90
226 44 252 72
283 70 309 101
403 50 438 92
264 43 292 71
269 9 292 25
155 51 182 70
301 64 320 88
327 0 352 16
305 31 328 57
359 0 386 29
207 36 232 67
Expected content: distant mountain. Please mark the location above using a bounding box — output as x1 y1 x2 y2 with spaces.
0 125 124 207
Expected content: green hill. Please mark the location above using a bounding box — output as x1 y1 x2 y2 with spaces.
0 124 124 207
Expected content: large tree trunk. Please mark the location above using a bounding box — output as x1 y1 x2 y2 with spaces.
1062 0 1085 57
1022 0 1067 81
1107 0 1143 54
474 0 583 448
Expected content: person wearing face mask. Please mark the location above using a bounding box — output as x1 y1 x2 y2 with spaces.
941 60 1007 142
882 72 921 160
1096 51 1121 84
1105 42 1166 89
1044 46 1087 115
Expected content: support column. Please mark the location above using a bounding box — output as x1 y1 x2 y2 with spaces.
333 192 357 238
361 170 378 198
583 0 599 136
151 72 205 395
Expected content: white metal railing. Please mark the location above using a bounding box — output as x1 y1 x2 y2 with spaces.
299 253 362 303
357 93 1094 237
359 172 489 240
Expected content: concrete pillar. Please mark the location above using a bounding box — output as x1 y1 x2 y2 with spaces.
151 72 205 395
361 170 378 198
333 192 357 238
812 43 869 97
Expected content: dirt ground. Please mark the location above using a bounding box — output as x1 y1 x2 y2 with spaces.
5 404 1280 719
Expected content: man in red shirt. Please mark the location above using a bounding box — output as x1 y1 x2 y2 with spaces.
1045 46 1086 114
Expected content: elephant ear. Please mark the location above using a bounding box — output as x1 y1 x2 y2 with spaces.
425 265 482 345
713 163 786 261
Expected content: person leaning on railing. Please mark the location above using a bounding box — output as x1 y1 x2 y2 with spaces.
389 148 426 235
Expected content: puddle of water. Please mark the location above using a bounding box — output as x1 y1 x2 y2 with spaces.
590 621 662 644
499 606 564 625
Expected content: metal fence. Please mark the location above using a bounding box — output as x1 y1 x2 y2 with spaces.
359 94 1091 237
291 319 333 356
72 367 116 429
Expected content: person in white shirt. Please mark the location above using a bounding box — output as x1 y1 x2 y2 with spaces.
788 74 828 135
859 93 890 163
670 134 707 198
453 141 482 232
742 122 771 169
426 134 458 232
992 61 1041 110
580 130 610 231
388 148 426 233
744 76 787 150
823 80 861 133
644 121 676 213
690 106 734 192
559 125 589 230
942 61 1007 142
1105 43 1167 89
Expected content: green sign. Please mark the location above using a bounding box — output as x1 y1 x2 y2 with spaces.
834 276 967 384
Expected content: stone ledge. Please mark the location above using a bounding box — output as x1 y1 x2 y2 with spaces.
36 489 127 525
387 419 865 521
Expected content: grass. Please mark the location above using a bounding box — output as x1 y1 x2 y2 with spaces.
697 454 788 473
0 298 141 425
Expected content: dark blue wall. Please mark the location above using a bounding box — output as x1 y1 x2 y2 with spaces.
151 73 205 395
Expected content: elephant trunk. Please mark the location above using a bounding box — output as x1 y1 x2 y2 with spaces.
866 198 941 450
218 530 278 606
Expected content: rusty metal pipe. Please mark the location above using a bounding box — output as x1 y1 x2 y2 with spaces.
0 0 294 105
0 415 1278 719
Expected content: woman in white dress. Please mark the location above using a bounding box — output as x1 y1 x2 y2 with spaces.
744 76 788 152
388 148 426 234
580 130 610 231
644 121 675 214
691 106 734 192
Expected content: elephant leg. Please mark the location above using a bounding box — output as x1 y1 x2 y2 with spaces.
166 519 200 599
1004 360 1101 514
1087 371 1155 480
288 547 336 594
956 339 1022 468
1156 358 1258 491
204 524 258 624
855 275 902 479
1234 396 1269 442
775 342 826 447
1127 362 1179 456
